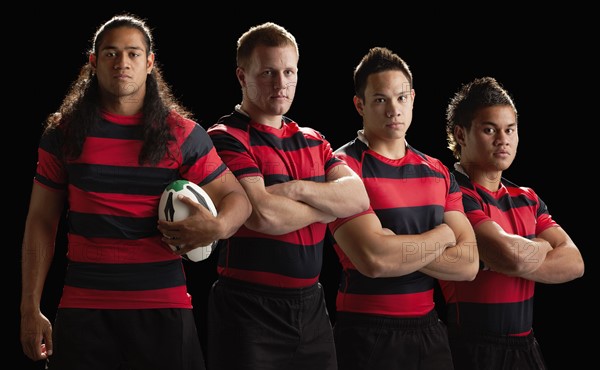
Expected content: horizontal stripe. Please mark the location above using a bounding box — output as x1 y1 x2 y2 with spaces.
66 234 175 263
446 297 533 335
362 157 447 180
69 211 158 240
64 260 185 291
376 205 444 234
340 268 435 295
59 285 192 309
442 271 534 304
68 185 159 217
218 237 324 279
217 266 319 289
66 163 176 195
336 290 434 317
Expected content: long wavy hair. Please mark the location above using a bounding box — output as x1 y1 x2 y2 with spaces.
44 14 193 166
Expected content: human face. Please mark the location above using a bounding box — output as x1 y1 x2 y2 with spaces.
238 44 298 127
357 70 414 144
458 105 518 182
90 27 154 107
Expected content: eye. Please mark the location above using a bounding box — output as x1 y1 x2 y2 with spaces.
483 127 496 135
399 94 409 103
375 97 386 104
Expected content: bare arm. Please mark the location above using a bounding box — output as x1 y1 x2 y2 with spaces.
419 210 479 281
268 164 369 218
157 170 252 254
242 175 336 235
20 183 65 361
332 213 455 278
521 227 584 283
474 220 554 276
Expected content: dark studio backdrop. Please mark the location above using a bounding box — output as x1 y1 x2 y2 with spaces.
15 6 594 369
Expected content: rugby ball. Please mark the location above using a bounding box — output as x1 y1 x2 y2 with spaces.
158 180 218 262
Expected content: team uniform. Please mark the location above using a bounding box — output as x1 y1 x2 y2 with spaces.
205 108 340 370
35 110 226 370
439 165 557 370
329 132 462 370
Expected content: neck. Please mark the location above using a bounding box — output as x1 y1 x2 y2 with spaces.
100 92 145 116
361 130 407 159
239 102 283 129
458 161 502 192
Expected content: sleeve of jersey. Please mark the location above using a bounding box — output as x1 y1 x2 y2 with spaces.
34 129 68 192
532 189 559 233
328 152 374 235
461 188 490 228
180 124 228 186
445 171 465 213
320 134 344 173
208 126 262 180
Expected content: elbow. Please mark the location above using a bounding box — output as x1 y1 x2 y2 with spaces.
354 255 410 279
244 209 281 235
462 262 479 281
355 263 386 279
570 259 585 280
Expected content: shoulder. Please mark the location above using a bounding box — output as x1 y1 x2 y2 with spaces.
208 111 250 135
502 177 539 199
335 138 367 162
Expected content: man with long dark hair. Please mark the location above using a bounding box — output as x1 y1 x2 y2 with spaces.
20 14 250 370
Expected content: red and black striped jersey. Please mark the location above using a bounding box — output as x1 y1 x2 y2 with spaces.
440 169 558 335
329 136 463 317
35 110 227 309
207 111 343 288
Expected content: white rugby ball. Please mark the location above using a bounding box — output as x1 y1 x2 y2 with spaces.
158 180 218 262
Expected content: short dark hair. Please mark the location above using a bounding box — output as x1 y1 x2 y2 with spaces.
446 76 517 159
353 47 412 100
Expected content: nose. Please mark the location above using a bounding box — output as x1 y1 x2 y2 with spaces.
113 53 129 70
494 131 510 145
386 104 401 118
273 72 287 90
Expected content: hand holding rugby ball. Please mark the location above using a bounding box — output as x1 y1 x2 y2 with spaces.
158 180 218 262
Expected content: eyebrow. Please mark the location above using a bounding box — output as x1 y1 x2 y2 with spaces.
479 121 518 128
101 45 146 52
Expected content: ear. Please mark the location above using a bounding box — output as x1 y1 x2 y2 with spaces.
146 52 155 74
353 96 364 116
454 125 466 146
236 67 246 87
89 53 97 69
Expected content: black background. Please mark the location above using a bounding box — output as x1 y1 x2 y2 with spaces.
15 6 594 369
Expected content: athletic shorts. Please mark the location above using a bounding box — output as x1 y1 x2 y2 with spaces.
334 309 453 370
207 277 337 370
46 308 205 370
448 326 547 370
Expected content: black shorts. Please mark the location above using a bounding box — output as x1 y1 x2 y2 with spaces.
334 309 453 370
207 277 337 370
448 326 546 370
46 308 205 370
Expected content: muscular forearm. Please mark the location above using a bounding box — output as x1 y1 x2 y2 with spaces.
245 193 333 235
273 169 368 218
420 241 478 281
214 190 252 239
341 223 453 278
522 244 585 283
